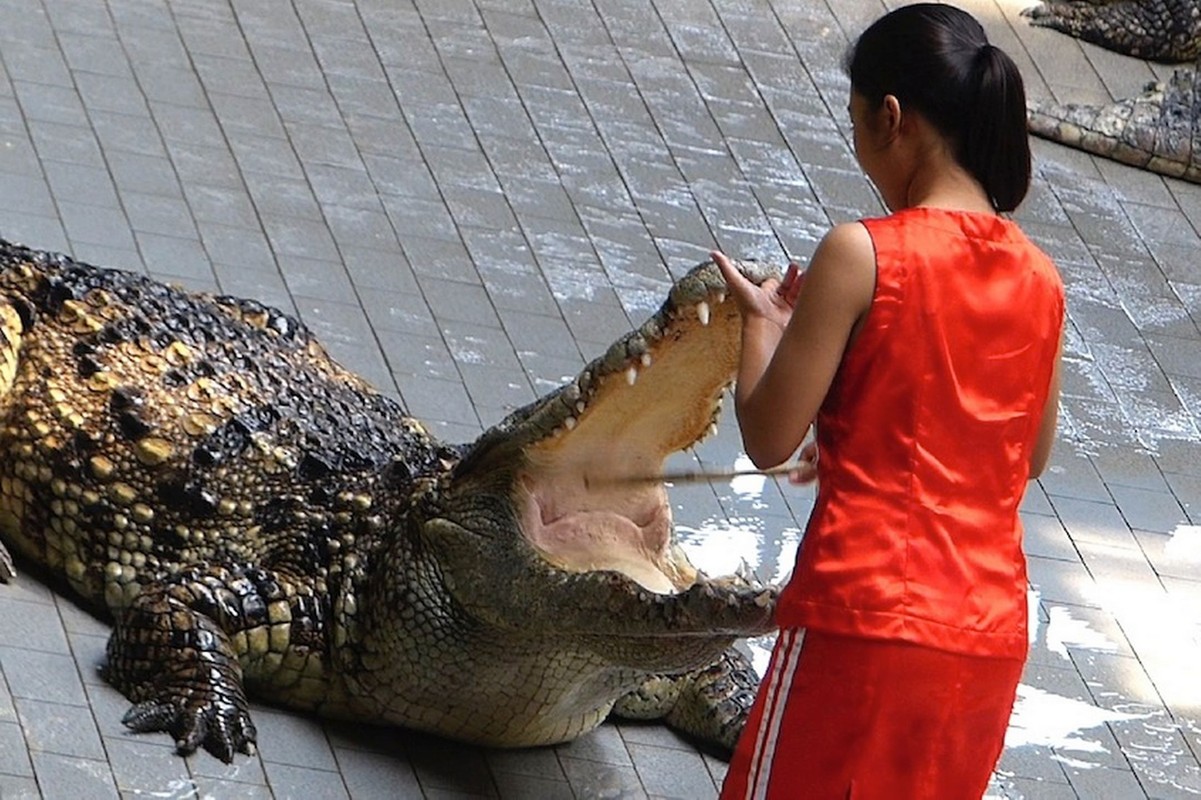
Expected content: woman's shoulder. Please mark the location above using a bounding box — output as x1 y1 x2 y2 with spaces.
817 220 875 258
806 222 876 310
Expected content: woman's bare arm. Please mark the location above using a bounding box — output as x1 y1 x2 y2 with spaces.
715 222 876 468
1028 334 1063 478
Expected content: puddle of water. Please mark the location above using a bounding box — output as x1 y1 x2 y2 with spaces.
142 779 197 799
1167 524 1201 562
728 453 768 501
1005 684 1145 759
1043 605 1119 660
447 345 485 364
1012 595 1129 765
676 515 766 580
675 514 801 590
1018 590 1201 789
744 632 777 678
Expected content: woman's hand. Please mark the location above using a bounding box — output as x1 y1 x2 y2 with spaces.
775 261 805 307
714 222 874 468
712 251 803 331
788 441 819 485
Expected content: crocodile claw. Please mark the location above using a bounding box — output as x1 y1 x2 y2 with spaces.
106 585 258 763
613 646 761 755
0 541 14 583
123 694 257 762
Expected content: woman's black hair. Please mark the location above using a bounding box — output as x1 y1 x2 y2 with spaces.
845 3 1031 212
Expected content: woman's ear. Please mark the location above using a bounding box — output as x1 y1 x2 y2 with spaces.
881 94 903 140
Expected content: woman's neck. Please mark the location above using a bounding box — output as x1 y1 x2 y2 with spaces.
900 151 996 214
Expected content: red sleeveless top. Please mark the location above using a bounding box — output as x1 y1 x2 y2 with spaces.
777 207 1064 659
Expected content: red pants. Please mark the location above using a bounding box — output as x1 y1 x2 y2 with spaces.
721 629 1023 800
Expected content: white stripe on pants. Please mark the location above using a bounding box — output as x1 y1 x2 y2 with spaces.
744 628 807 800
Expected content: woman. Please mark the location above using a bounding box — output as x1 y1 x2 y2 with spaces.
715 5 1065 798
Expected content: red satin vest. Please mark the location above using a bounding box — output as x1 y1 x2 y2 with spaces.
777 207 1065 659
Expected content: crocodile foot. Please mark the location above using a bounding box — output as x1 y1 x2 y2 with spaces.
612 646 761 756
105 589 257 762
122 686 257 762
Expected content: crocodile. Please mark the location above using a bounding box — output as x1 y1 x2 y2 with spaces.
1022 0 1201 62
1021 1 1201 182
1026 67 1201 183
0 238 778 762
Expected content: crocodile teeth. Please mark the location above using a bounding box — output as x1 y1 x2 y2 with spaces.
734 559 752 583
706 422 718 438
697 301 710 326
716 291 726 305
626 366 638 386
575 400 585 414
564 416 577 430
640 353 652 367
735 558 766 589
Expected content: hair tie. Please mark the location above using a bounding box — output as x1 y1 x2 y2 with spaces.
973 42 997 82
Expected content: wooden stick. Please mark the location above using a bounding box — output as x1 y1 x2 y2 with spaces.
600 462 799 486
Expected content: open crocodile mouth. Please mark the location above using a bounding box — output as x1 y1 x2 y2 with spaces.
505 260 778 595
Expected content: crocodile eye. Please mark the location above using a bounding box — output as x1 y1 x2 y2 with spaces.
299 453 333 481
192 445 221 467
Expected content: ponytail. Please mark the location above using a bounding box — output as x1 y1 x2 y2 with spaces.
846 4 1032 212
966 45 1031 212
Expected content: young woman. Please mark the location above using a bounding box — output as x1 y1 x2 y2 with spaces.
714 5 1064 798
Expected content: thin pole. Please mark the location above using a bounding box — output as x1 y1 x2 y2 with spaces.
599 463 799 486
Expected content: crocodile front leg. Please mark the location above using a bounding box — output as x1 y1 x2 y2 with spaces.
612 646 761 755
104 563 332 762
107 585 255 761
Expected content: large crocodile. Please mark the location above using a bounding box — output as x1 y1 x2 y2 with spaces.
1021 0 1201 182
0 239 778 762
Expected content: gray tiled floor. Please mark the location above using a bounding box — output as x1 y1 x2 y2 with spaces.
1 0 1200 797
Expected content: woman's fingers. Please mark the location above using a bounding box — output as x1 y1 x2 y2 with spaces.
712 250 763 310
788 464 817 485
777 263 805 307
713 251 795 329
788 441 819 485
711 250 745 286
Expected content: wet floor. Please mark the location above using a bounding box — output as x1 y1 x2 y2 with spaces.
0 0 1200 797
